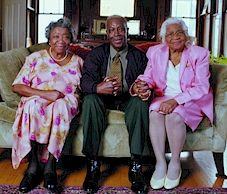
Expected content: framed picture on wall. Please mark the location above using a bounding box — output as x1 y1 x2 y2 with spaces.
93 19 107 35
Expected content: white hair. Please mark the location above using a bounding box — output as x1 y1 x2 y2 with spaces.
106 15 128 29
159 17 196 47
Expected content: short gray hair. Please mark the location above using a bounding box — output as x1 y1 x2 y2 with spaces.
159 17 196 47
45 17 76 43
106 15 128 29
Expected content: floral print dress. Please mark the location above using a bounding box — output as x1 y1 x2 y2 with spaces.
12 49 83 169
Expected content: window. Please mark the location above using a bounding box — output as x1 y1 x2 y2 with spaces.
100 0 134 17
38 0 64 43
211 0 223 57
224 12 227 57
212 13 221 57
202 0 211 50
171 0 197 38
127 20 140 35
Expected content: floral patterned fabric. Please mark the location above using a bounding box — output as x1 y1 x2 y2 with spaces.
11 49 83 169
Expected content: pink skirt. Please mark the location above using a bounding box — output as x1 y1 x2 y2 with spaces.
149 96 204 131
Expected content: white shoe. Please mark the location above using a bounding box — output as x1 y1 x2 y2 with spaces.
150 174 166 190
164 168 182 190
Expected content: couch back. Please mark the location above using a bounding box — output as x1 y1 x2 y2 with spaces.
2 42 220 107
0 43 51 105
0 47 30 104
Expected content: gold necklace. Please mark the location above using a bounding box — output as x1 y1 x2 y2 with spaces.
49 47 68 62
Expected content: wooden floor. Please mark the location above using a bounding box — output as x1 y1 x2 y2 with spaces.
0 148 227 189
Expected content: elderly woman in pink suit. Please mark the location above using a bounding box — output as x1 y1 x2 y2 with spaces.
132 17 213 190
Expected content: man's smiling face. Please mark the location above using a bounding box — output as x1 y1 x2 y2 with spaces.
107 18 128 52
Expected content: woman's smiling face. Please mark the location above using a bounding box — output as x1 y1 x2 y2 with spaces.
49 27 71 54
165 23 187 52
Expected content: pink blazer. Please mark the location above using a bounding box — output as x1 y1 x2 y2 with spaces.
138 44 213 124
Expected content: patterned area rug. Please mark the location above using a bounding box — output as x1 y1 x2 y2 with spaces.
0 185 227 194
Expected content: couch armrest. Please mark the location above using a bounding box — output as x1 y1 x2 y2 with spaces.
210 63 227 151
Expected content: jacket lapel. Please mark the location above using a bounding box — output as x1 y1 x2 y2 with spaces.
159 45 170 86
179 47 190 80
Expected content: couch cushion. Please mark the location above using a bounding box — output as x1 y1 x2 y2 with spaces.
0 102 17 123
78 109 125 125
0 46 30 102
0 102 16 148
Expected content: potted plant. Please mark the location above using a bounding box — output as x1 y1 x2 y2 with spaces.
210 54 227 65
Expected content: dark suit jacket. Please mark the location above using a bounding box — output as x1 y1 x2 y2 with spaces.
81 43 148 95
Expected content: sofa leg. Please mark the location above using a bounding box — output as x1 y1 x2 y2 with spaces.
212 152 227 178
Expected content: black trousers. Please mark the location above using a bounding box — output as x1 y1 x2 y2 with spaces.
81 94 149 158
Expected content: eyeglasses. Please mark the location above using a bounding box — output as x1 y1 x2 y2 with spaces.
165 30 185 39
108 27 126 34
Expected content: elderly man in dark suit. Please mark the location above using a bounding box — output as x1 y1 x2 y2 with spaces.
81 15 150 193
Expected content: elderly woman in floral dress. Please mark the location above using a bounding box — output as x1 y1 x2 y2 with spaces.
11 17 83 193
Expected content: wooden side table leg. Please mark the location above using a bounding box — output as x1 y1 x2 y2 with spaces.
213 152 227 178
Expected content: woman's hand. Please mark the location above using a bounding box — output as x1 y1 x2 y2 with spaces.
12 84 65 102
133 79 151 101
159 99 178 114
43 90 65 102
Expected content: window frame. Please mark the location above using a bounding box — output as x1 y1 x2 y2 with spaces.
170 0 197 38
37 0 64 43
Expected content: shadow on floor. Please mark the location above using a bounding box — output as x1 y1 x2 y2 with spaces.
56 154 156 190
0 148 11 162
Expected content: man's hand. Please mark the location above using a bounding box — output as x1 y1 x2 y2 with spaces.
159 99 178 114
97 77 121 95
133 79 151 101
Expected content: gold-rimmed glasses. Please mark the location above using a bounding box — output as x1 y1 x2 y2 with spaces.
165 30 185 39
